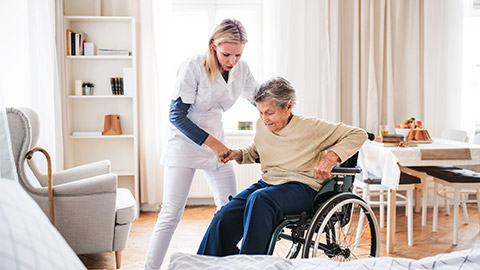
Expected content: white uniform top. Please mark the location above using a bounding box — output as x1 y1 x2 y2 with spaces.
160 55 258 170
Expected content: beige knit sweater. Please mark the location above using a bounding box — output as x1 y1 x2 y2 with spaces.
240 114 367 191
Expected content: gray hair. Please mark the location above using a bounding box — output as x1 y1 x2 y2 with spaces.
253 77 296 108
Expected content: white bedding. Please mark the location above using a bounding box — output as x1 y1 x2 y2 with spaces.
168 248 480 270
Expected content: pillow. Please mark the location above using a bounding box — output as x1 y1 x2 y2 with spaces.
0 179 86 270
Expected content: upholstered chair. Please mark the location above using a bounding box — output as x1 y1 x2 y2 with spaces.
6 107 137 268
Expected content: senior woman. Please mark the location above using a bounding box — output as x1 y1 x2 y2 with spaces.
197 76 367 256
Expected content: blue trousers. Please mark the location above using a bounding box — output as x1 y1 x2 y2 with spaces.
197 179 317 256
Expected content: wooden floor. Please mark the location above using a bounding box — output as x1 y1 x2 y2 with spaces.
80 205 480 269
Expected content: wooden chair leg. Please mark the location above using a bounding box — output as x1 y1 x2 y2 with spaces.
115 251 123 269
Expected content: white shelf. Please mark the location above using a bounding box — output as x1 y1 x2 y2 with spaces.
67 55 132 60
68 95 133 99
65 15 133 23
62 14 139 211
70 134 134 139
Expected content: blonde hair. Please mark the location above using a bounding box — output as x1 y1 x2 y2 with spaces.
203 19 248 80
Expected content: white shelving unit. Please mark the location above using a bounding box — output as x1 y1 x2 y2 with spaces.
62 15 139 211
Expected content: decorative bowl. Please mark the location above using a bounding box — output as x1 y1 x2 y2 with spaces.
395 128 411 139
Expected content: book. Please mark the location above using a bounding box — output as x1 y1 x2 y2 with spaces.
75 33 80 56
97 48 130 56
122 68 133 96
70 31 76 55
110 77 116 95
84 42 94 56
115 77 122 95
80 32 88 55
66 29 72 56
119 77 124 95
381 134 404 143
72 131 102 136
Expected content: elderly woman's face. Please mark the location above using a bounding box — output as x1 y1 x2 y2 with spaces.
256 99 293 132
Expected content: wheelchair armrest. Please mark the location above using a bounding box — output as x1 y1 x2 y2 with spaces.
331 166 362 176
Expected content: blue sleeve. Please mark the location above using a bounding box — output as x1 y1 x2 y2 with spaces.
169 98 209 146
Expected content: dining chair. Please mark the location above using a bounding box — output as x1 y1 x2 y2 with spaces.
353 172 420 246
408 128 480 245
441 129 468 143
438 129 471 216
411 166 480 245
475 133 480 145
410 129 470 221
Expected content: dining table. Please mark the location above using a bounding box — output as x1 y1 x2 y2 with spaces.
359 138 480 253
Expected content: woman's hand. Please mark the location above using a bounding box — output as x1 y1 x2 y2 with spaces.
313 151 340 180
223 149 243 163
204 135 232 163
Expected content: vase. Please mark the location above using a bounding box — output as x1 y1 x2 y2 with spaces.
83 86 94 95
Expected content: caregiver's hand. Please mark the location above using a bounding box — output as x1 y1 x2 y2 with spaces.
204 135 232 163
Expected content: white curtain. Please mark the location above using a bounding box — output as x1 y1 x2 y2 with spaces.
263 0 426 135
295 0 478 140
0 0 63 172
0 105 17 181
460 0 478 140
138 0 173 208
270 0 474 138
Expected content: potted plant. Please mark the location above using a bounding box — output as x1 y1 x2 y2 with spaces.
82 82 95 95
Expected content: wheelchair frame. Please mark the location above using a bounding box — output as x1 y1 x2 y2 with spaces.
266 152 380 260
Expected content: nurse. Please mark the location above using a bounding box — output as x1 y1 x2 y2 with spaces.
145 19 257 269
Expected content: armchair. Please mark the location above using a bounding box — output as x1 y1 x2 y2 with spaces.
6 107 137 268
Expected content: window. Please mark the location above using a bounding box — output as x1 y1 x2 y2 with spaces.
169 0 263 131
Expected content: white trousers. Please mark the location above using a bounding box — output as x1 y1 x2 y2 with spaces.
145 163 237 270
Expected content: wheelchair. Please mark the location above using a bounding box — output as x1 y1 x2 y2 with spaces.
266 133 380 261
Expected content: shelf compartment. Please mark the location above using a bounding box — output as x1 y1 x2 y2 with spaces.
70 98 134 134
69 139 134 172
66 59 132 96
64 16 133 53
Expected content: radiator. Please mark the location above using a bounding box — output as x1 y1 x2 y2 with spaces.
188 132 261 198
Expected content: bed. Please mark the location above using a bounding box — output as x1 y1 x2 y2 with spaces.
168 248 480 270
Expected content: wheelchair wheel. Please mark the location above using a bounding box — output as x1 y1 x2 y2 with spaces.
268 219 304 258
302 193 380 260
